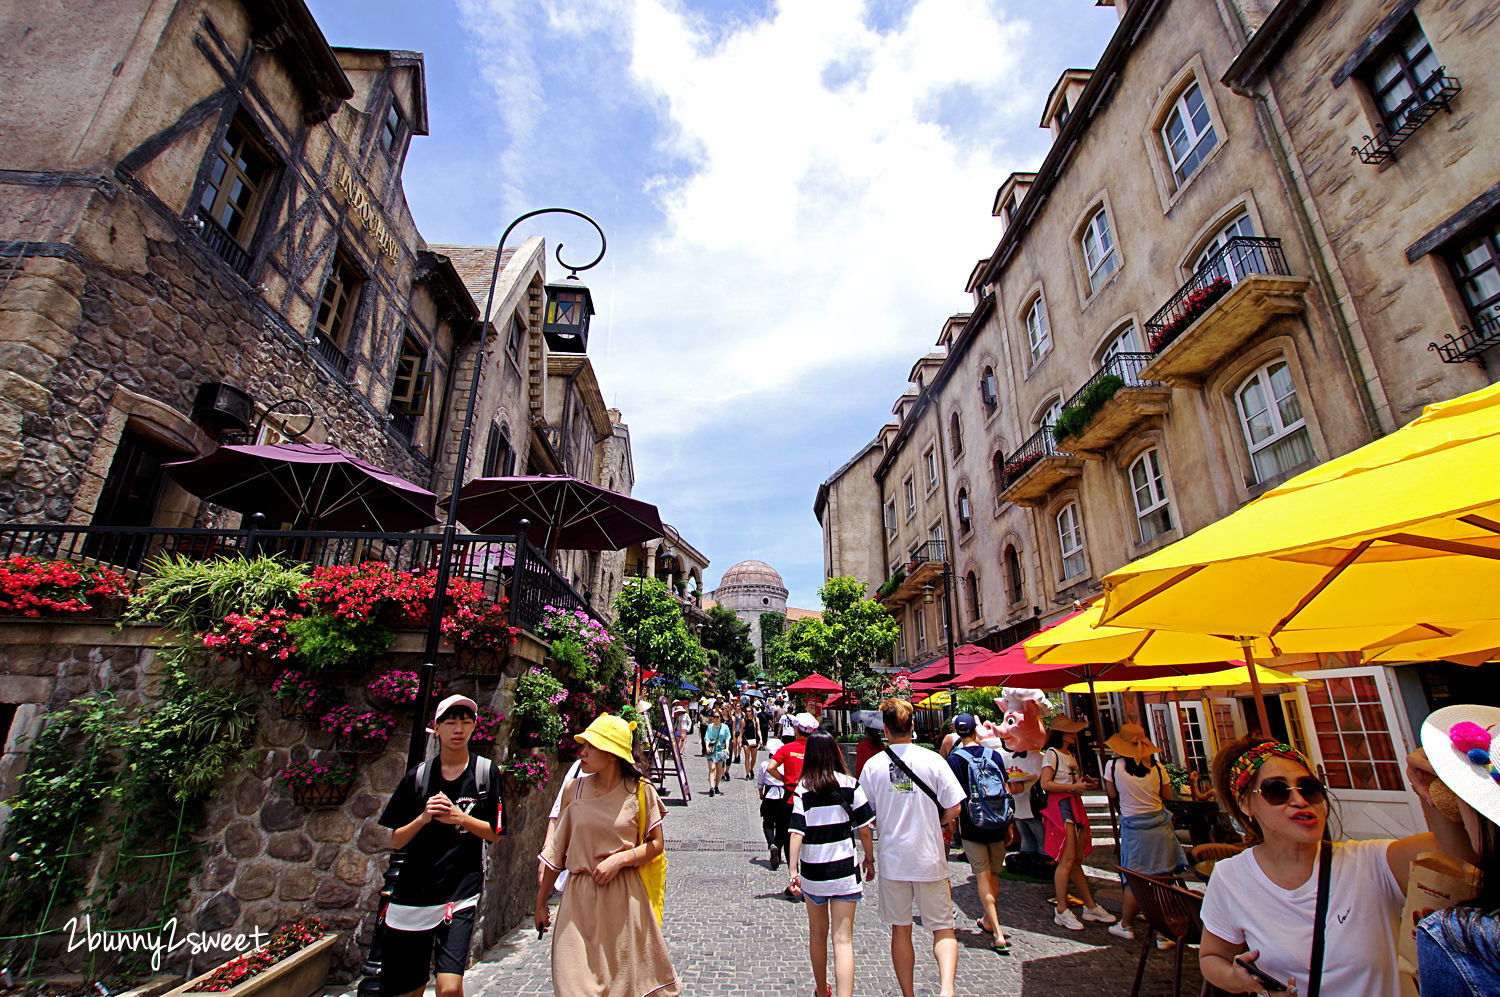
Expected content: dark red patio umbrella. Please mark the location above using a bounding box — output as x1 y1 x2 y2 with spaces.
164 442 438 532
455 474 664 553
783 672 843 694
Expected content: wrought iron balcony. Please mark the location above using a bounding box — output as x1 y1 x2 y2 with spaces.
1052 352 1170 454
997 425 1082 507
878 539 950 609
1353 70 1462 165
311 332 352 377
1141 237 1309 385
194 208 253 277
1429 314 1500 364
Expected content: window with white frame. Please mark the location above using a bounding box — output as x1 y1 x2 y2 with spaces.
1195 213 1262 284
1081 208 1120 293
1025 297 1051 363
956 488 972 533
1056 502 1085 580
1236 360 1314 483
923 447 938 490
1129 448 1174 543
883 499 897 538
1161 81 1219 187
1038 398 1064 432
1098 322 1141 366
915 607 927 652
903 476 916 519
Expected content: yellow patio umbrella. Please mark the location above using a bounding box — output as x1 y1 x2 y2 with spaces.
1060 664 1307 696
1101 382 1500 639
1363 620 1500 667
915 690 953 708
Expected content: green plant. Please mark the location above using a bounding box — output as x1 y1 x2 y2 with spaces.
877 570 906 598
548 636 594 683
1053 373 1126 444
515 667 566 750
277 758 355 787
440 599 518 653
126 554 310 633
955 685 1004 722
285 614 393 673
503 751 551 792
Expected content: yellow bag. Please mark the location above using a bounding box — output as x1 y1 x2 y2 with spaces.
635 779 667 925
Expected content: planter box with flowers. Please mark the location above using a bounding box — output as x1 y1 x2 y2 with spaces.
202 609 302 680
0 555 130 618
271 670 324 720
442 597 519 676
320 705 397 754
278 757 356 807
1147 276 1233 354
367 669 443 712
161 918 338 997
503 750 551 796
298 562 485 630
468 706 507 754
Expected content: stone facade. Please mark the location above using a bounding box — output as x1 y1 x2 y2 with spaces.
708 560 789 667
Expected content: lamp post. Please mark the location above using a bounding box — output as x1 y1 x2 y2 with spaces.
921 542 960 721
359 210 604 997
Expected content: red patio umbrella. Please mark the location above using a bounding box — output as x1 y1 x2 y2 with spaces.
455 474 664 554
163 442 438 532
784 672 843 694
906 644 997 683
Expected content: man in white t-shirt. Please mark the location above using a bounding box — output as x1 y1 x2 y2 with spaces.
858 697 965 997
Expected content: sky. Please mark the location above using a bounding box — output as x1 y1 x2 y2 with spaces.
305 0 1122 610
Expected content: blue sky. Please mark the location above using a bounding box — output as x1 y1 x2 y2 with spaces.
305 0 1121 610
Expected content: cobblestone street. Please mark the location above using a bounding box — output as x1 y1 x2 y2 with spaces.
459 754 1207 997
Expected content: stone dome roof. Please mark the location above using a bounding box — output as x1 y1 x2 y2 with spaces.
717 559 785 590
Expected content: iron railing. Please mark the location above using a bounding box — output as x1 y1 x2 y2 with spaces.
312 332 353 377
194 208 253 277
998 426 1071 491
906 538 948 570
0 523 599 633
1429 314 1500 364
1145 236 1291 353
1060 352 1160 412
387 409 416 442
1353 69 1463 164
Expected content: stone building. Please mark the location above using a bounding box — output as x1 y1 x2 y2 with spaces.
707 560 823 668
817 0 1496 838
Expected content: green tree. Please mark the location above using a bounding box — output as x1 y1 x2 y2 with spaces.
804 576 900 689
612 577 707 685
700 605 755 682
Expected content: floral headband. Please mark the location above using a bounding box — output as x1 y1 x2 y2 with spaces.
1231 741 1314 794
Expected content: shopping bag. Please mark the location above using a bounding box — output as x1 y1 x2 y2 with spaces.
1396 851 1483 997
636 780 667 925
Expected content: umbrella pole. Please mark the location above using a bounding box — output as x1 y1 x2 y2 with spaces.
1240 639 1273 736
1086 671 1122 858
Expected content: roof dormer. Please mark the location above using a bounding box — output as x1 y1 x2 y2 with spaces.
907 350 947 389
1041 69 1093 140
992 172 1037 235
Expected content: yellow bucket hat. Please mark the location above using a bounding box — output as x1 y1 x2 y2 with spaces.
575 714 637 762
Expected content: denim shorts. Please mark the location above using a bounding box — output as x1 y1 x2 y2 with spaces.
803 890 862 906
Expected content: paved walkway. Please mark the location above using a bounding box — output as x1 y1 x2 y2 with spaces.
458 751 1208 997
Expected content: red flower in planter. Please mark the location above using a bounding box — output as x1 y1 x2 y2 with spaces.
0 555 129 616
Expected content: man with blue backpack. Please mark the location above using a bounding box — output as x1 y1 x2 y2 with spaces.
945 713 1014 953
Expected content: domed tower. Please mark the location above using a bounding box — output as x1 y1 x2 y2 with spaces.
710 560 789 667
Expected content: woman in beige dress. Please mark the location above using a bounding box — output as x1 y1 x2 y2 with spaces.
536 714 679 997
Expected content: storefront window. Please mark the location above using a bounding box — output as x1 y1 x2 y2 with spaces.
1305 675 1403 791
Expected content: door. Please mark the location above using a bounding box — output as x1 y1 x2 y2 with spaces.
1177 701 1211 776
85 429 183 567
1146 702 1179 766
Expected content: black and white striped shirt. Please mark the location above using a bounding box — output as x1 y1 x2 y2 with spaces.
790 773 876 897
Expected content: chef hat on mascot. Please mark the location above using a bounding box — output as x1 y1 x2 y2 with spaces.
994 687 1054 752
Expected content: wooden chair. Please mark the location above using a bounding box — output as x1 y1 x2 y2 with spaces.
1190 841 1245 881
1120 867 1213 997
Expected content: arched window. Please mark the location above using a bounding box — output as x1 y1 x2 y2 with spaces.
1235 359 1313 482
1195 213 1262 284
1004 545 1023 604
1097 322 1141 366
992 450 1007 492
1025 297 1051 363
949 411 964 457
1038 397 1064 432
482 421 514 477
1081 208 1119 293
1162 81 1218 187
956 488 972 534
966 571 982 622
1056 502 1085 580
980 366 999 410
1129 448 1174 542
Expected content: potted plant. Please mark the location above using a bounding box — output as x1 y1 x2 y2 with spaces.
469 706 506 749
320 705 397 753
271 670 324 720
298 562 485 627
441 597 518 676
367 669 443 711
284 613 394 675
503 750 551 795
0 555 130 618
162 917 339 997
203 609 302 680
276 757 356 807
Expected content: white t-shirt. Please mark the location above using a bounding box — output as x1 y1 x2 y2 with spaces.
857 743 965 882
1102 757 1168 818
754 759 785 800
547 759 587 892
997 746 1042 820
1042 746 1079 787
1200 839 1403 997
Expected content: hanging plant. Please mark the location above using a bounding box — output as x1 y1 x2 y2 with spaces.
320 706 397 753
271 670 324 720
0 555 130 617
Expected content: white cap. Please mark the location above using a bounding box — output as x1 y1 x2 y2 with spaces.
792 712 820 732
433 694 478 723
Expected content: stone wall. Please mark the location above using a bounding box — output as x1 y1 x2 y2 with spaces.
0 620 558 982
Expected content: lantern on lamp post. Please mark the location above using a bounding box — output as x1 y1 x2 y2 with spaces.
542 279 595 353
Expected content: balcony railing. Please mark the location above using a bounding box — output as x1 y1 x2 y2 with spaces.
1353 69 1462 165
1429 314 1500 364
1145 237 1292 354
999 426 1071 491
312 332 353 377
0 523 599 633
1053 351 1170 452
907 538 948 571
194 209 254 277
388 409 417 442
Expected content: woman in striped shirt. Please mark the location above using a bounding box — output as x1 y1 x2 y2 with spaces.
788 731 876 997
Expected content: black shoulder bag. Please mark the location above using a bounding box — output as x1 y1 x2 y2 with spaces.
883 746 942 813
1306 838 1332 997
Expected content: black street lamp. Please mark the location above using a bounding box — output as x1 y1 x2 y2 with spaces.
921 546 960 718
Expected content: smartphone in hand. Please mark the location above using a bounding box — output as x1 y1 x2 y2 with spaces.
1235 955 1288 993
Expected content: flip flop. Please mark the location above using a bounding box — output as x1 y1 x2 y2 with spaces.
993 936 1012 954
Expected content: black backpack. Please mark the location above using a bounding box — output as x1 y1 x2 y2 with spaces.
415 755 500 832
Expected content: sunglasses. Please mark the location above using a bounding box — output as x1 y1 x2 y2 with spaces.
1254 776 1327 806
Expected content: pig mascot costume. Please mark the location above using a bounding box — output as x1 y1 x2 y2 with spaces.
990 688 1054 876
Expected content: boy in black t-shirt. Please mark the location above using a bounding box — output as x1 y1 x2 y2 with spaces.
378 694 502 997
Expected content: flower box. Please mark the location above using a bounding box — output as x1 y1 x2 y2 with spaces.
241 655 282 682
160 931 340 997
333 732 390 754
454 647 508 677
280 698 319 721
291 779 353 807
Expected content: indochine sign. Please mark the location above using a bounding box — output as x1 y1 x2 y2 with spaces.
332 164 399 264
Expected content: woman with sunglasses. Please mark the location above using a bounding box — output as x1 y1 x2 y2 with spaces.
1198 736 1435 996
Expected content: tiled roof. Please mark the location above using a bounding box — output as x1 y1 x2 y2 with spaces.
786 607 822 622
427 245 518 312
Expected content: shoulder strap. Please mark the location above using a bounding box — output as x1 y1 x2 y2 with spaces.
1307 839 1333 997
475 756 491 795
415 759 431 798
884 746 942 812
636 779 648 846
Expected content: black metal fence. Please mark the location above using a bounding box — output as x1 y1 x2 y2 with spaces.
908 538 948 568
998 426 1070 491
1144 236 1291 352
194 209 253 277
0 523 598 634
1061 351 1159 410
1428 313 1500 364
